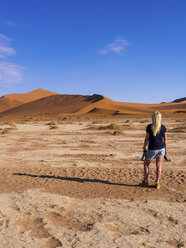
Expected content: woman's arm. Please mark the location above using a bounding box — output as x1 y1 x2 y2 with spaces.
164 132 167 155
143 133 149 151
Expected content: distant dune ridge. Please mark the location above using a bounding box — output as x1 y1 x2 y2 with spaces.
171 97 186 103
0 89 185 118
0 88 59 112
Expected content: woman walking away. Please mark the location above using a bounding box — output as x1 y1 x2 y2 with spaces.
141 111 167 189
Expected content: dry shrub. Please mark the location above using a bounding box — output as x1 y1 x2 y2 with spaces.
175 119 185 122
121 119 136 129
49 125 58 129
87 123 123 135
86 124 97 130
10 122 17 130
0 121 17 134
47 121 58 129
59 116 69 121
92 120 103 124
125 119 130 123
87 122 140 133
0 128 12 134
46 121 57 126
46 237 62 248
112 130 122 135
97 123 121 130
1 128 10 134
1 121 11 125
169 126 186 133
121 123 134 129
140 119 149 123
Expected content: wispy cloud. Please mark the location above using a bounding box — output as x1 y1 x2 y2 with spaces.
0 33 23 86
0 62 23 86
67 70 81 77
0 45 16 58
98 36 129 55
0 34 16 58
0 34 11 44
4 20 15 27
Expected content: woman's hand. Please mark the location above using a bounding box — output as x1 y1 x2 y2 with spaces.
164 132 167 155
143 147 147 152
143 133 149 152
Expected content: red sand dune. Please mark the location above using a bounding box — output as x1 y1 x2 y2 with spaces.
0 89 185 118
0 94 104 117
0 88 59 112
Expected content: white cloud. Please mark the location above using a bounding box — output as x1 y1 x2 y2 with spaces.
0 33 23 86
0 34 11 45
0 34 16 58
0 45 16 58
98 36 129 55
0 62 23 86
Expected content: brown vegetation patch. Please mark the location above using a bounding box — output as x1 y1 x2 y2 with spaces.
45 237 62 248
47 210 99 232
17 216 50 239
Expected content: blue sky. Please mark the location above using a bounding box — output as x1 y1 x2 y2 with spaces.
0 0 185 103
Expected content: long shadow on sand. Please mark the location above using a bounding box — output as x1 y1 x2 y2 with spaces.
13 173 155 188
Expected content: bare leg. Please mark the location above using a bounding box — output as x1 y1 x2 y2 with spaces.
156 157 163 183
144 159 151 181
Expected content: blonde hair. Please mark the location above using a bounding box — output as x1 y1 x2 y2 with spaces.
151 111 162 136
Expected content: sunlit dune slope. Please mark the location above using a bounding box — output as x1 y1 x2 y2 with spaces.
77 97 151 114
0 97 24 113
77 97 186 115
0 94 104 117
0 88 59 112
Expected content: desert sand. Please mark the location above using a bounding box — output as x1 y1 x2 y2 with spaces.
0 113 185 248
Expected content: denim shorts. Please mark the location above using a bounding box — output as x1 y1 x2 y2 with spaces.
145 148 165 160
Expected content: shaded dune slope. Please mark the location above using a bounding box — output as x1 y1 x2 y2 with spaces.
154 101 186 110
0 88 58 112
172 97 186 103
0 94 104 117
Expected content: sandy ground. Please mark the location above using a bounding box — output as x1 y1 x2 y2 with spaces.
0 115 185 248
